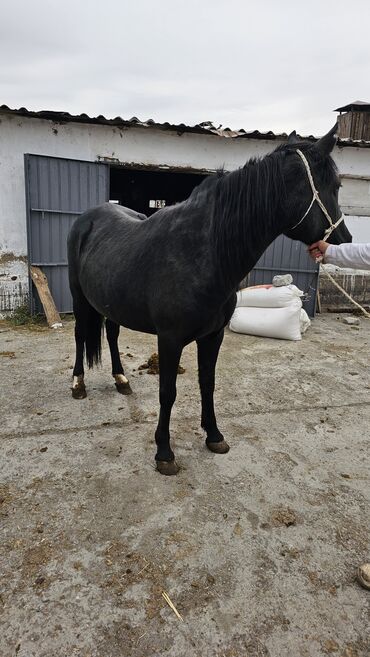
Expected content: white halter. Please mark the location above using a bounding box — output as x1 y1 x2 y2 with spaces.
291 149 345 242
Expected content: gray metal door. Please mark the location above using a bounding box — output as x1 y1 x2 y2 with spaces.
247 235 319 317
25 155 109 313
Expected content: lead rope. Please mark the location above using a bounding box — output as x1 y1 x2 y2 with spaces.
292 150 370 319
319 237 370 319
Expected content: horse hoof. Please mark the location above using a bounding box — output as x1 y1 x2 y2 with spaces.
156 460 180 476
206 440 230 454
115 382 133 395
72 385 87 400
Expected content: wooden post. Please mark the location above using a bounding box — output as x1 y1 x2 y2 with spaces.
30 266 63 328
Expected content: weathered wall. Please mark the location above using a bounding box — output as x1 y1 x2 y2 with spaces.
334 146 370 243
0 254 28 314
319 266 370 312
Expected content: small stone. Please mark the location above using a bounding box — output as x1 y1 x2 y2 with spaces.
233 522 243 536
357 563 370 590
272 274 293 287
342 316 360 326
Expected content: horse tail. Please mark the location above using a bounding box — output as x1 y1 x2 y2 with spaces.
68 218 104 369
70 287 104 369
85 302 104 369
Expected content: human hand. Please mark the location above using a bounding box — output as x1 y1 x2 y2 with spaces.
308 240 329 262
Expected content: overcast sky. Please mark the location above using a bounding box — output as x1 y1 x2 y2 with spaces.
1 0 369 136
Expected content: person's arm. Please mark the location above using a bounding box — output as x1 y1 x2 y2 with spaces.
309 241 370 270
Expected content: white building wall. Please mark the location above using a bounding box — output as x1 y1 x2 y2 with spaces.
333 146 370 241
1 111 370 311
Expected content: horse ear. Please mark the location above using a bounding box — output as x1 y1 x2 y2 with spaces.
315 124 338 156
287 130 299 145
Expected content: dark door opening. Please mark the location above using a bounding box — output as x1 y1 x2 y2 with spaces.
109 167 207 216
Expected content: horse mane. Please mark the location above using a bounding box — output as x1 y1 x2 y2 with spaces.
185 140 339 286
186 147 287 283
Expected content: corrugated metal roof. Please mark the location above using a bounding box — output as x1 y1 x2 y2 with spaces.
1 103 370 147
0 103 294 140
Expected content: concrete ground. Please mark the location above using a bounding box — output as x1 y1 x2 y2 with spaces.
1 314 369 657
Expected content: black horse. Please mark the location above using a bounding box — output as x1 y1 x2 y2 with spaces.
68 125 351 475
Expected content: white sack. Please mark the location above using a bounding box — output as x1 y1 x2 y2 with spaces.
300 309 311 334
229 300 302 341
236 285 303 309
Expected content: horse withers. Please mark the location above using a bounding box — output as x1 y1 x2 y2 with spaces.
67 125 352 475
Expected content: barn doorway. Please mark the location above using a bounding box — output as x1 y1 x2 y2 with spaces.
109 166 207 216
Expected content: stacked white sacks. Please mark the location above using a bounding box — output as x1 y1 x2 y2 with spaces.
229 283 311 341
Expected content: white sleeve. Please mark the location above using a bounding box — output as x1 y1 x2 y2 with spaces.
324 243 370 270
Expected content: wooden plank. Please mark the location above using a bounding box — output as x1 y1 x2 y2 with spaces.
340 174 370 182
30 266 62 328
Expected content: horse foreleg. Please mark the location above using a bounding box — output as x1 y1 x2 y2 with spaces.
155 335 183 476
197 329 229 454
106 319 132 395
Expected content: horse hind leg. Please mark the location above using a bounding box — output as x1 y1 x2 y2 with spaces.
71 290 103 399
71 298 88 400
106 319 132 395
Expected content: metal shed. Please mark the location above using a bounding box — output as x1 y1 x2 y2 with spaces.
25 154 109 313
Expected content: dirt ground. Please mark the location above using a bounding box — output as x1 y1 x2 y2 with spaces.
1 314 370 657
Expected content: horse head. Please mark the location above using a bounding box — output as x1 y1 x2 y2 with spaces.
281 124 352 246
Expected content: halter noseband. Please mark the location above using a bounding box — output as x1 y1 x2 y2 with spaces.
291 149 344 242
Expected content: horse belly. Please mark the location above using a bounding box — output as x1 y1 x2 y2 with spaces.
109 311 157 335
83 283 157 334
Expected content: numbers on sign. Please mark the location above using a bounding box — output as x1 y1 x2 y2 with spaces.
149 200 166 209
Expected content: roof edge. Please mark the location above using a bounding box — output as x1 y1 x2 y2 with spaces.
1 104 370 147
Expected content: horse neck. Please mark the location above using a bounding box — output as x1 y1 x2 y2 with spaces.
210 156 285 291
